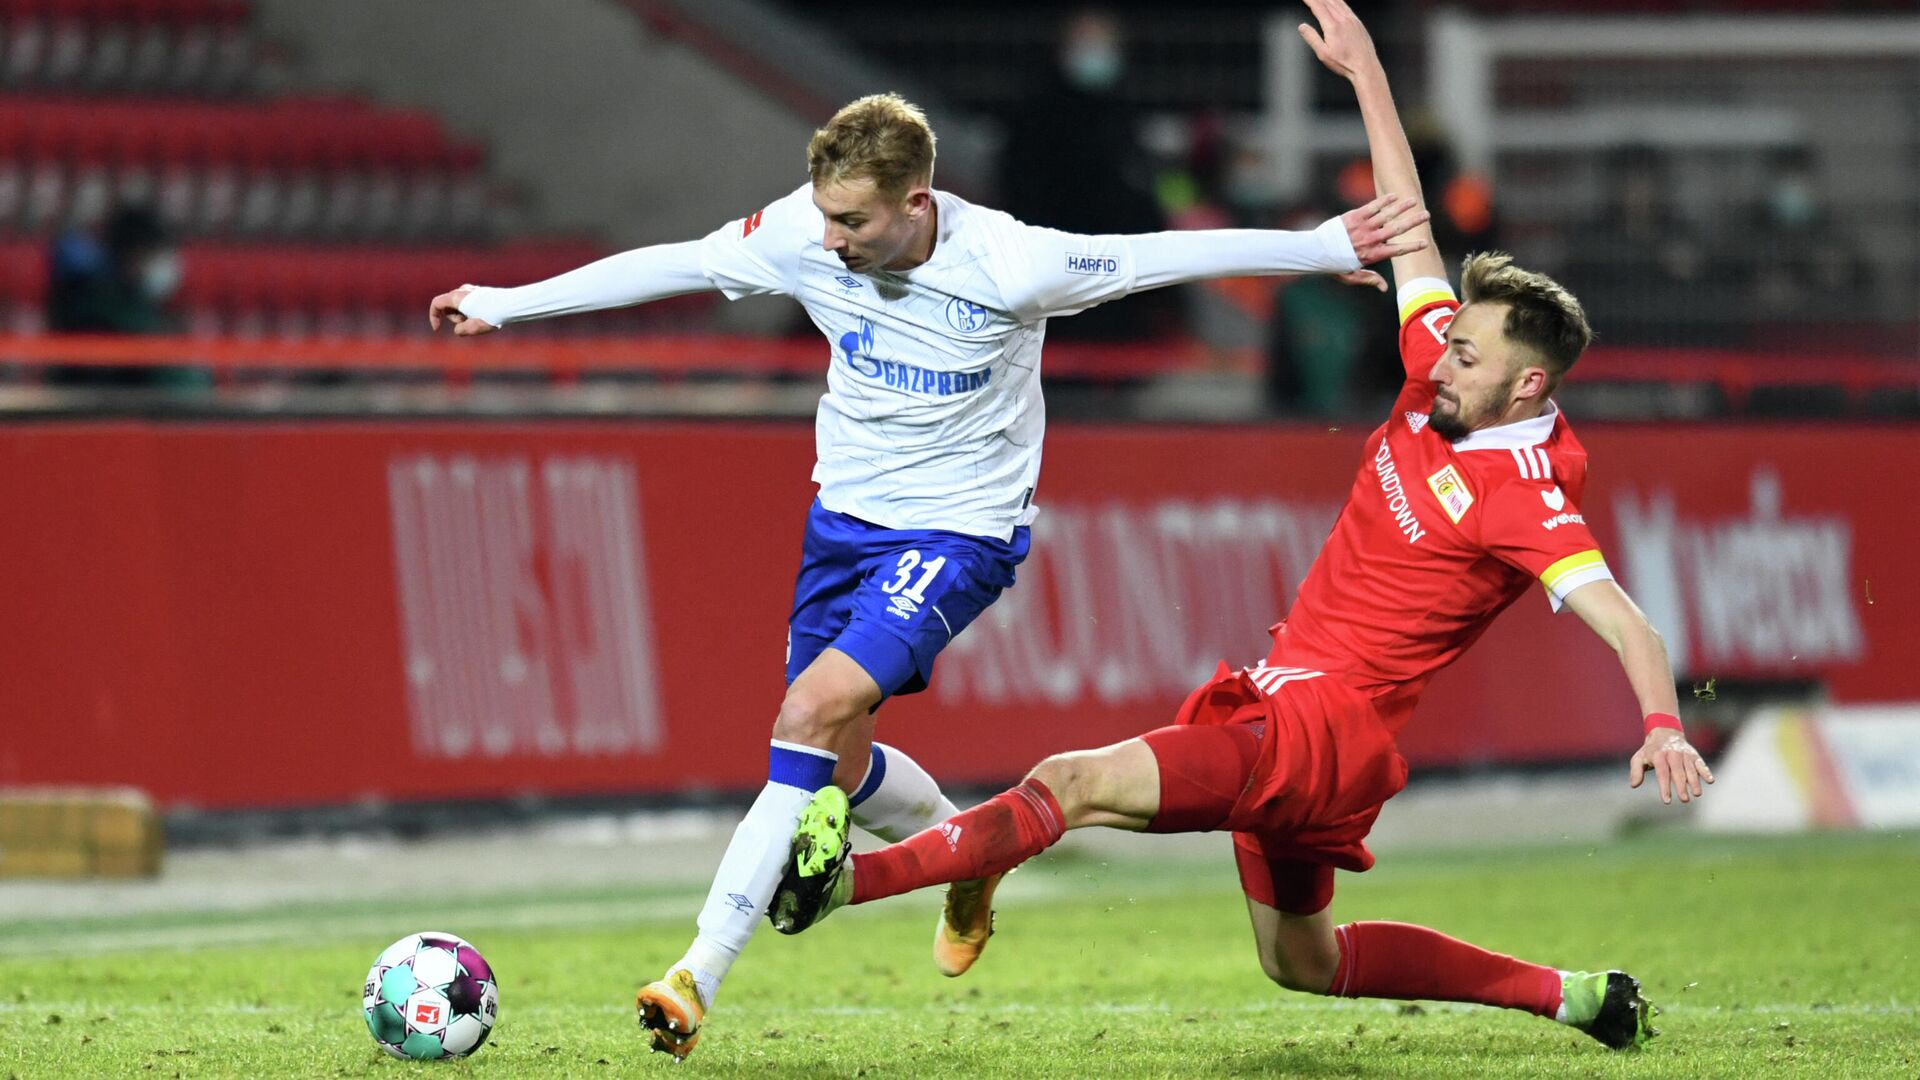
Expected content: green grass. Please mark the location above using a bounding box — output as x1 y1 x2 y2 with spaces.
2 831 1917 1078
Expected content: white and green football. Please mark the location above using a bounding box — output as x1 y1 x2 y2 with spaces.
363 932 498 1060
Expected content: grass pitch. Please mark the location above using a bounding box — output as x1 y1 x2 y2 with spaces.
2 830 1916 1078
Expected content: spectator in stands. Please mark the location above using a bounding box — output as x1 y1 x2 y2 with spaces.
1157 112 1268 364
1266 142 1490 418
1264 199 1396 417
45 203 198 388
1559 145 1729 346
1326 127 1501 288
1406 115 1499 266
1745 147 1871 320
998 7 1174 342
48 203 179 335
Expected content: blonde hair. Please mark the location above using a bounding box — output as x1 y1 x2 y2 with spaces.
807 93 936 195
1460 251 1592 384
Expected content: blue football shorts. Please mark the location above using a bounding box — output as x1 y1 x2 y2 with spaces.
785 498 1032 699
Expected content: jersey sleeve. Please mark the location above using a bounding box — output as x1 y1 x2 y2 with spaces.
697 183 814 300
1479 471 1615 612
1396 276 1458 381
997 218 1360 324
994 223 1140 323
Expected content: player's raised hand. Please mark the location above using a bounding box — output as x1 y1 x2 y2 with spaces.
1298 0 1383 83
1342 193 1430 265
1629 727 1715 805
428 285 497 336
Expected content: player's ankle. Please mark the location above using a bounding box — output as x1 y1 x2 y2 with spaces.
1553 970 1605 1026
677 938 736 1007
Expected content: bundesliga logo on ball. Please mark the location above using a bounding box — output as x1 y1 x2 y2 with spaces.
363 932 498 1060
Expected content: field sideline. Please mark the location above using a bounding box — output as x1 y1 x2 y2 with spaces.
2 830 1915 1077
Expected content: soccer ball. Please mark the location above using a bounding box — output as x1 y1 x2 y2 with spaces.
363 932 498 1060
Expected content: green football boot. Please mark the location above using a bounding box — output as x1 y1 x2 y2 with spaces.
769 786 853 934
1560 970 1659 1050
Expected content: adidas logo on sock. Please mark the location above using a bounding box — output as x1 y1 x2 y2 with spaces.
937 822 964 852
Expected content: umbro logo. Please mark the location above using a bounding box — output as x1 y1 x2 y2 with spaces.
937 822 963 852
725 892 754 913
1404 411 1429 434
1540 486 1566 511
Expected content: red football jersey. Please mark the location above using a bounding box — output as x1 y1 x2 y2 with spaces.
1268 278 1614 734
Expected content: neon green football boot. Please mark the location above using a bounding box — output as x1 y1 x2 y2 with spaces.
1559 970 1659 1050
769 786 853 934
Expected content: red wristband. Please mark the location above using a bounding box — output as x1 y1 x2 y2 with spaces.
1643 712 1684 737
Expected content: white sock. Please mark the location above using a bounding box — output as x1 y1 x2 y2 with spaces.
673 740 836 1006
847 742 961 843
1552 969 1577 1023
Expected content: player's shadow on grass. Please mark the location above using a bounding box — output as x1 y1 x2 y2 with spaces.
1210 1044 1387 1077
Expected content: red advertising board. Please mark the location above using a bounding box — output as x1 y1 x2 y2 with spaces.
0 420 1912 809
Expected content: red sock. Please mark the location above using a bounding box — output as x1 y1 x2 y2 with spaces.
1328 921 1562 1017
850 779 1065 905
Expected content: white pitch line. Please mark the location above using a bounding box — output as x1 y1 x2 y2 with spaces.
0 872 1204 958
0 897 695 958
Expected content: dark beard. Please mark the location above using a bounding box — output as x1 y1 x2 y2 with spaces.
1428 402 1471 441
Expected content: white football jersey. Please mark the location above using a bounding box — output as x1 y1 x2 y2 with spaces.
698 184 1149 541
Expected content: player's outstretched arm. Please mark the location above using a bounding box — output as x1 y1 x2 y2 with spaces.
1125 193 1429 291
1299 0 1448 288
1005 196 1429 322
1562 580 1715 805
428 241 717 337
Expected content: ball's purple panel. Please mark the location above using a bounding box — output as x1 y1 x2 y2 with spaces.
418 934 462 952
456 945 493 982
447 974 486 1017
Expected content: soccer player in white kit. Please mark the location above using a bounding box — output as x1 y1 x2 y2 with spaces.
429 92 1428 1059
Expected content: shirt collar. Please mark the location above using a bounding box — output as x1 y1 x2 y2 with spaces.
1447 400 1559 452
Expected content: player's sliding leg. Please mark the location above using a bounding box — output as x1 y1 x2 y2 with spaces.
842 741 996 975
773 737 1165 933
1241 865 1658 1050
636 650 877 1060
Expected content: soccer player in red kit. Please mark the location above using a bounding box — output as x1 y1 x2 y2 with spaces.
771 0 1713 1052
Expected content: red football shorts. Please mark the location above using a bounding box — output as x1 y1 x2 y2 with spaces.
1139 664 1408 915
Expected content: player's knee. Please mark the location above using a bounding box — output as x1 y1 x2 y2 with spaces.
1266 942 1339 995
1255 950 1290 988
1025 753 1080 807
1270 959 1337 995
1026 751 1110 822
772 684 859 746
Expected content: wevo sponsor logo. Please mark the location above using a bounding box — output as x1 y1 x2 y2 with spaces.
387 454 665 760
1612 468 1863 677
937 497 1340 707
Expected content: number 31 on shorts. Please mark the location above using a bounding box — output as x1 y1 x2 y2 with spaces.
880 550 948 616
